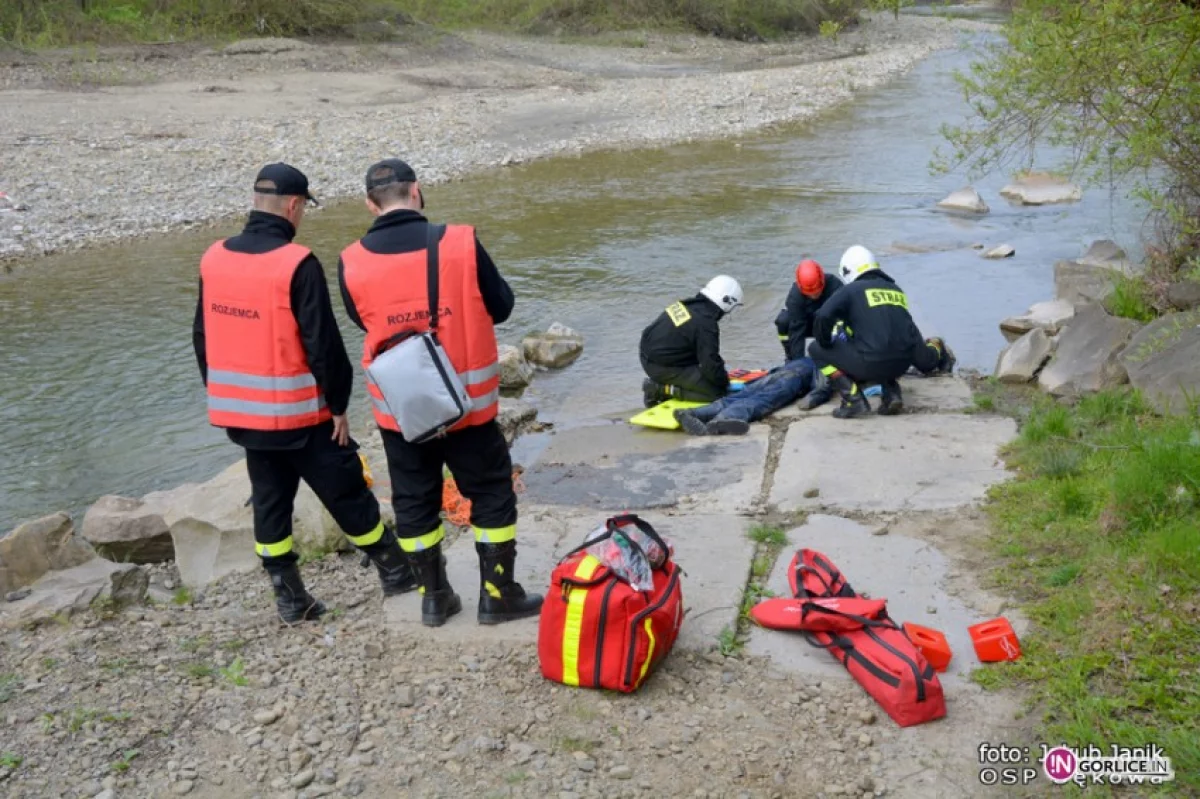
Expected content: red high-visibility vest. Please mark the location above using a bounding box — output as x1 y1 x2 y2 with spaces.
199 241 332 431
340 224 500 434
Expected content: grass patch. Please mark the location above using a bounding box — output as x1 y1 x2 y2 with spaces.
2 0 865 47
220 657 249 687
983 390 1200 794
0 752 22 770
716 624 741 656
110 749 139 773
556 736 595 753
184 663 216 679
747 524 788 546
1105 275 1157 323
171 586 192 605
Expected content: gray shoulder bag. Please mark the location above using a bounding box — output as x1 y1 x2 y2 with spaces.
365 224 472 443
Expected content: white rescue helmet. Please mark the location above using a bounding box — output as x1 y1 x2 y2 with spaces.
838 245 879 283
701 275 744 314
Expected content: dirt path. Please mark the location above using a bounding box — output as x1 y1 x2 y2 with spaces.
0 13 991 269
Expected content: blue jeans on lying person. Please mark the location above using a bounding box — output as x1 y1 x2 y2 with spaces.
690 358 816 427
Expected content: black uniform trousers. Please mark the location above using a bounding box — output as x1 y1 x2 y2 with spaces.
381 420 517 543
809 339 937 387
245 431 382 563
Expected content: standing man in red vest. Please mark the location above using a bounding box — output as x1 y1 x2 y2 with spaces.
193 163 416 624
339 159 543 628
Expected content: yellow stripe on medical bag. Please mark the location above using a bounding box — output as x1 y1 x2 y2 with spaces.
561 555 602 687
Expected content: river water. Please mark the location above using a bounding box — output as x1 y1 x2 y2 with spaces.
0 28 1146 531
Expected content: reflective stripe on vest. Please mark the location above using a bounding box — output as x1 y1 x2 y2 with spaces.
340 224 501 435
200 241 332 431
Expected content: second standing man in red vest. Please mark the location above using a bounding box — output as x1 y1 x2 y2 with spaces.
338 159 544 628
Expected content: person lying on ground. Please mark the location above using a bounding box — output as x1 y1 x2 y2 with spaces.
773 259 844 361
639 275 744 407
673 357 816 436
807 245 955 419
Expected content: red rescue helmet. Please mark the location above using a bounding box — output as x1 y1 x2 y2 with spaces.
795 259 825 298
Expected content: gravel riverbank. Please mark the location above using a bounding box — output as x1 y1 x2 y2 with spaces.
0 13 992 271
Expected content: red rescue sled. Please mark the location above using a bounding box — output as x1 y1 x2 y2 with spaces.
777 549 946 729
750 596 889 633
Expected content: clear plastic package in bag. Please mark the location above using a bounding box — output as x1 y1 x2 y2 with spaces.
582 520 674 592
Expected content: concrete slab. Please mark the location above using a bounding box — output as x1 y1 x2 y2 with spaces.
772 375 974 422
519 420 768 513
384 506 754 656
769 413 1016 513
746 515 992 687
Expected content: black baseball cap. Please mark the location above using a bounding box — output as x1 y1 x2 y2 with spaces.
365 159 424 209
254 163 319 206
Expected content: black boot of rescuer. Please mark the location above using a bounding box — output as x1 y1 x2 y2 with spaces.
265 561 326 624
361 527 418 597
408 545 462 628
477 541 544 625
829 374 870 420
877 379 904 416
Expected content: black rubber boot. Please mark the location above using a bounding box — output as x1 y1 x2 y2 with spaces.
708 418 751 435
877 379 904 416
830 374 870 419
360 526 418 597
408 545 462 628
265 561 326 624
642 379 669 408
798 371 833 410
476 541 544 625
674 409 709 436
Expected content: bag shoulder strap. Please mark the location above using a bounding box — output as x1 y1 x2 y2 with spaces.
426 223 446 332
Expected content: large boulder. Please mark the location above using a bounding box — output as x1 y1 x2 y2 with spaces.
143 457 362 588
1037 305 1142 397
0 560 146 630
994 328 1054 384
498 344 535 393
936 186 989 214
999 299 1075 342
0 513 96 597
522 322 584 369
999 171 1082 205
497 399 539 446
1166 281 1200 311
1119 309 1200 415
81 495 173 564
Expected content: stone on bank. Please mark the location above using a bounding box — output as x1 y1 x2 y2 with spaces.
1118 308 1200 415
1036 304 1142 397
994 327 1054 384
498 344 535 393
0 513 148 629
999 299 1075 342
1054 239 1140 308
81 495 173 563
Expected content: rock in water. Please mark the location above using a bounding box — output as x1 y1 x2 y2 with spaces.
498 344 535 392
522 322 584 369
936 186 989 213
999 171 1083 205
0 513 96 596
981 244 1015 259
994 328 1054 384
1037 304 1142 397
81 495 174 563
999 299 1076 342
1118 309 1200 415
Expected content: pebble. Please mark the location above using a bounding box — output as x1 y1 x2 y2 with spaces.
171 780 195 795
394 685 415 707
253 708 280 725
5 587 32 602
303 730 323 746
610 765 633 780
292 770 316 788
94 790 115 799
576 758 596 773
858 733 873 747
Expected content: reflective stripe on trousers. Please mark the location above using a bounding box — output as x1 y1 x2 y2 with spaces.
368 362 500 418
